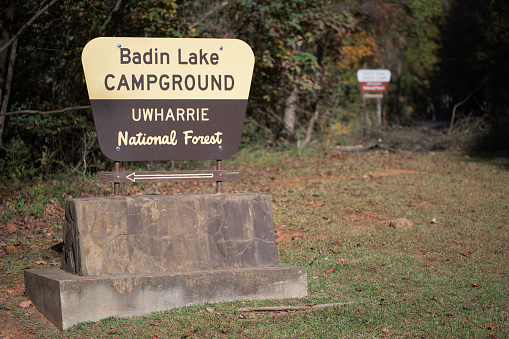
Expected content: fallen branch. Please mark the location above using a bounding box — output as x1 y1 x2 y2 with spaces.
327 142 405 154
237 301 356 312
328 142 378 152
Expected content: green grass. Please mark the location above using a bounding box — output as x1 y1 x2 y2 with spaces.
1 147 508 338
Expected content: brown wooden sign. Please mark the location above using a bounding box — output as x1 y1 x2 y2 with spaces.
82 38 255 161
357 69 391 93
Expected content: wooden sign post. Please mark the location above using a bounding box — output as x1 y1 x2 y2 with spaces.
357 69 391 131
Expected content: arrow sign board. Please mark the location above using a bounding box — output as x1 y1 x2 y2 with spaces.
357 69 391 93
82 38 255 161
97 170 239 183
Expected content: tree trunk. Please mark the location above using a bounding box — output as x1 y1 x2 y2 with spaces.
304 102 319 145
283 85 299 138
0 39 17 148
395 45 403 118
0 2 15 148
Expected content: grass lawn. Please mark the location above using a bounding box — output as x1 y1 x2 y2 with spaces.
1 147 508 338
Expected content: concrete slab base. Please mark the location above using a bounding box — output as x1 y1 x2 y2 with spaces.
25 264 307 330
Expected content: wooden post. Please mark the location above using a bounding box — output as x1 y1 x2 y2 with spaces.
382 94 386 131
114 162 120 196
362 97 367 134
216 160 222 194
376 96 382 127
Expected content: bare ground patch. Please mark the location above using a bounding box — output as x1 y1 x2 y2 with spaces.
275 168 421 187
341 211 388 229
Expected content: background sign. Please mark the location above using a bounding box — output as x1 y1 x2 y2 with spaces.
357 69 391 93
82 37 254 161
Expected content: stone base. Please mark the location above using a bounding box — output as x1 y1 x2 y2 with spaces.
25 264 307 330
62 193 281 276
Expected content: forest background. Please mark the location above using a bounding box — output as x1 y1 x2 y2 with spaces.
0 0 508 180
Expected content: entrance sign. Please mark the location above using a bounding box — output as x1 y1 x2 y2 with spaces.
25 38 305 331
357 69 391 93
82 38 255 161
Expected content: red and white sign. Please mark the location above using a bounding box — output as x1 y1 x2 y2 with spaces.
357 69 391 93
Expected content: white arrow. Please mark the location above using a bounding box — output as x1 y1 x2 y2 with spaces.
125 172 214 182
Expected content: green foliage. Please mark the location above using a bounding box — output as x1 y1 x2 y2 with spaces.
436 0 509 120
0 136 37 182
352 0 445 122
188 0 363 139
2 0 507 180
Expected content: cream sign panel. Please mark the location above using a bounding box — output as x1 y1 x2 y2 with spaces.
82 37 255 161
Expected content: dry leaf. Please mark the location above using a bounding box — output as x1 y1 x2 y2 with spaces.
381 327 390 334
472 283 481 289
107 329 118 334
461 317 469 324
35 260 47 265
151 335 160 339
150 322 160 326
355 287 363 292
205 307 214 313
430 217 437 223
487 324 496 330
325 267 336 274
19 301 32 308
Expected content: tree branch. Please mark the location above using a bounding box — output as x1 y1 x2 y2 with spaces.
448 85 484 135
99 0 123 36
190 1 233 29
237 302 356 312
0 0 59 55
1 105 91 117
